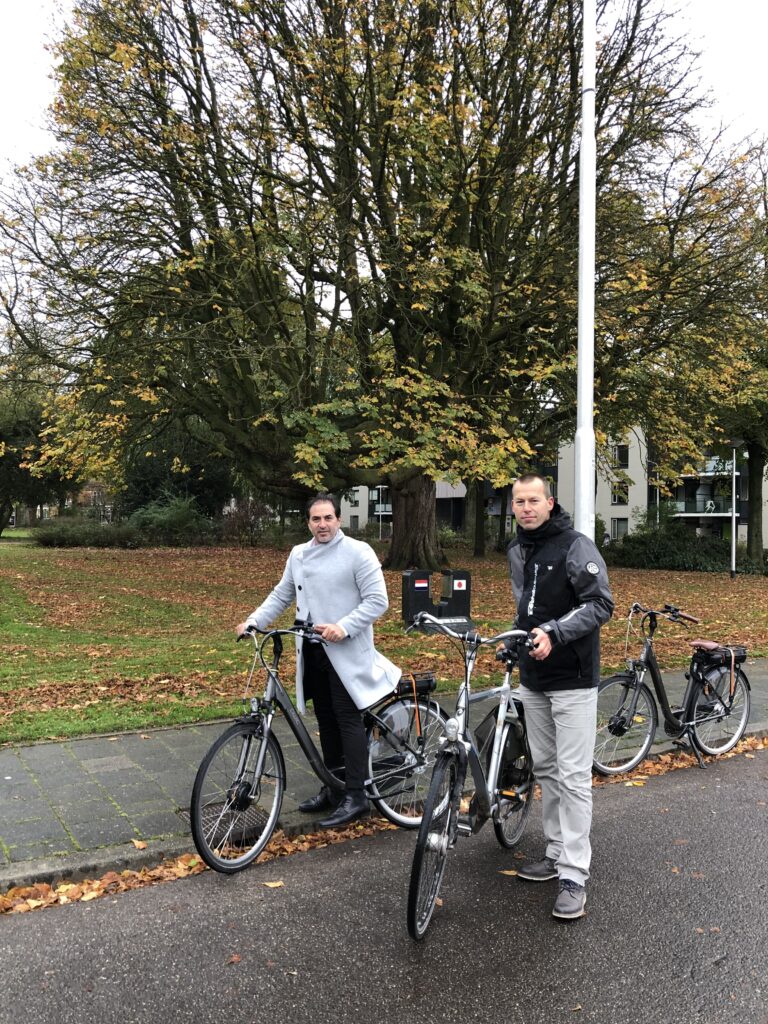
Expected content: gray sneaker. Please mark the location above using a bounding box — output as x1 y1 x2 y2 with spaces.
517 856 558 882
552 879 586 919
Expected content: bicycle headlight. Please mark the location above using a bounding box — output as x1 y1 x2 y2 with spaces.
445 718 459 742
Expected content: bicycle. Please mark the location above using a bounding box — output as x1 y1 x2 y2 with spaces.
593 602 751 775
190 620 448 873
406 611 535 940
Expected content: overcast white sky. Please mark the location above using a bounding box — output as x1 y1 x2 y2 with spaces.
0 0 767 168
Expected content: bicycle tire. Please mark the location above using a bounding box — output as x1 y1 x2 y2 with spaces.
593 674 658 776
493 722 535 849
190 721 285 873
407 752 459 941
367 697 448 828
691 667 751 756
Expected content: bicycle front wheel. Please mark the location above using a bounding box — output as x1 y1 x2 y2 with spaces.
190 722 285 873
692 667 751 756
367 697 447 828
407 752 459 941
493 722 535 849
593 674 657 776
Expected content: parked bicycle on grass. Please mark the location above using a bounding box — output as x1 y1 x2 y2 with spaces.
406 612 535 940
190 621 447 873
593 602 751 775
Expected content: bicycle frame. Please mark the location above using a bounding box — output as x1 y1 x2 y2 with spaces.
459 675 528 833
242 629 439 798
618 604 742 769
628 624 699 735
414 616 531 833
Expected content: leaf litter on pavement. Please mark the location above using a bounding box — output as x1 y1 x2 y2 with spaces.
0 816 397 915
4 740 765 916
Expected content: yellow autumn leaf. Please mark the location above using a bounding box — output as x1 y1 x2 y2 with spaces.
262 880 284 889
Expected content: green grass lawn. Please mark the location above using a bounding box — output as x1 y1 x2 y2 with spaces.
2 536 767 745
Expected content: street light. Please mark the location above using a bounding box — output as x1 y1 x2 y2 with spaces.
376 484 385 540
727 439 743 579
574 0 597 539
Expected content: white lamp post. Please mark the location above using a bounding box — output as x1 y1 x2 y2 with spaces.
727 439 742 579
574 0 597 539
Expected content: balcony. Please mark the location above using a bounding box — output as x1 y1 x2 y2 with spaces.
673 498 734 515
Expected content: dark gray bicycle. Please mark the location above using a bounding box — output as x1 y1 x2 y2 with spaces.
191 621 447 873
593 602 751 775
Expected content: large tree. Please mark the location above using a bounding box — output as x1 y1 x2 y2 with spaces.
0 0 757 566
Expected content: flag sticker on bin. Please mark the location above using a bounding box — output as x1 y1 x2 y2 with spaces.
453 579 467 590
414 578 430 589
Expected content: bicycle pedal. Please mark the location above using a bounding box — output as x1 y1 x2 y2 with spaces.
456 815 473 836
499 788 519 799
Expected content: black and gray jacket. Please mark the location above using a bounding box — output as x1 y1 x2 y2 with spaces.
507 505 614 691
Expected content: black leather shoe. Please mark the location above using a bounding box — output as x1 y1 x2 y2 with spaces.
298 787 338 814
317 793 369 828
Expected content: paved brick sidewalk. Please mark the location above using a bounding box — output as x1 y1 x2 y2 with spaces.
2 662 767 892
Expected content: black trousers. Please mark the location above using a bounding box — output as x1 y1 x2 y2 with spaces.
302 642 368 794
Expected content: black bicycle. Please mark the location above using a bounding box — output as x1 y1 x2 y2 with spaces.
593 602 751 775
406 612 535 940
190 621 447 872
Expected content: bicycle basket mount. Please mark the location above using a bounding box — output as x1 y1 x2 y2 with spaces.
395 671 437 698
693 645 747 670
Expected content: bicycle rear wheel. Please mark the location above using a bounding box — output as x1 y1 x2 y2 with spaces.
692 667 751 756
191 721 285 873
367 697 447 828
593 674 657 776
407 752 459 941
493 722 534 849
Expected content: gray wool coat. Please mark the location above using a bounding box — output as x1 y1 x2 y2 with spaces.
245 530 402 712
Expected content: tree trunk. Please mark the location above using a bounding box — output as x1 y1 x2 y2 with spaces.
746 441 765 564
385 474 444 570
473 479 486 558
0 500 13 538
495 485 510 551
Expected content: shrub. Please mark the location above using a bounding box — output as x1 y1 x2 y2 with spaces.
127 495 219 546
221 497 275 546
604 522 763 574
34 518 141 548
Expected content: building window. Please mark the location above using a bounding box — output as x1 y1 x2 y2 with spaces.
613 444 629 469
611 517 629 541
611 482 629 505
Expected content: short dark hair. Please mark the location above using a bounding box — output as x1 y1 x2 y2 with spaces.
513 473 552 498
306 492 341 519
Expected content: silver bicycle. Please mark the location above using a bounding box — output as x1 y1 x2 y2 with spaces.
406 612 535 940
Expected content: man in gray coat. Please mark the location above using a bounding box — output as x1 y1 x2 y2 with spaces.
236 493 401 827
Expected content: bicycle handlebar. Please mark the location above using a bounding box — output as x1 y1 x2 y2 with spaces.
629 601 700 625
410 611 532 648
237 619 327 644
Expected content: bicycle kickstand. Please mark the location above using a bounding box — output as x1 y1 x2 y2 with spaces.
673 727 707 769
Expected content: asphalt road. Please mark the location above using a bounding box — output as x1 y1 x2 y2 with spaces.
2 752 766 1024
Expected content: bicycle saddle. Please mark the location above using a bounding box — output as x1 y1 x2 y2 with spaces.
689 639 720 651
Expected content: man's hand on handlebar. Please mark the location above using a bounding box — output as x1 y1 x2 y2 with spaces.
528 626 552 661
235 621 253 640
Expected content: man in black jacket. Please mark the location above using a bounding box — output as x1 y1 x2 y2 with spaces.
506 473 614 919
